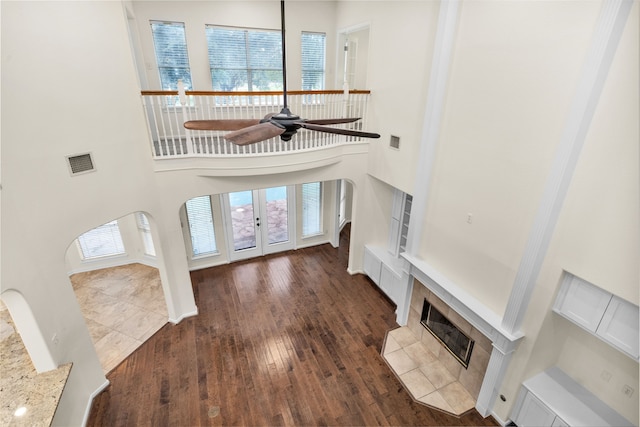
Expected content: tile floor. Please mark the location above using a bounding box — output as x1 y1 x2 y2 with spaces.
70 263 168 374
382 326 476 416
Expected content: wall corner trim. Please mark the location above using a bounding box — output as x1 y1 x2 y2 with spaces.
168 309 199 324
81 379 110 427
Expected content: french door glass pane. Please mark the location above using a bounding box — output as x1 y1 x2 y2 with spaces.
229 191 256 251
265 186 288 244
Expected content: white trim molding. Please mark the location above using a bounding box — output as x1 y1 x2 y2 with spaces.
169 309 199 325
501 0 634 335
406 0 460 256
82 379 110 427
402 253 523 417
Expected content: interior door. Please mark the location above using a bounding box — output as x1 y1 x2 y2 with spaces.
223 186 294 262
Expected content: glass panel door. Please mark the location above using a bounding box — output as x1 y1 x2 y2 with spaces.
223 186 294 261
225 190 262 261
261 186 294 255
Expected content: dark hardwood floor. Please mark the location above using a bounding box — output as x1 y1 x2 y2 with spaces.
88 226 497 426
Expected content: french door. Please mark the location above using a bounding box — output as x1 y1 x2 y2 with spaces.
222 186 295 262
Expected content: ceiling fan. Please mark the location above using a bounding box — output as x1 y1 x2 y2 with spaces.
183 0 380 146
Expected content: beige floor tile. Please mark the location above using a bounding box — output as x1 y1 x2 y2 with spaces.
419 329 441 358
383 334 401 355
113 310 167 341
404 341 437 367
438 381 475 414
388 326 417 348
384 349 418 375
71 263 167 373
84 317 112 344
418 391 455 414
94 330 140 373
399 368 436 399
420 360 456 389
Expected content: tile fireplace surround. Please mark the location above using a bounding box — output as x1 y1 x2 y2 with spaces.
382 279 492 416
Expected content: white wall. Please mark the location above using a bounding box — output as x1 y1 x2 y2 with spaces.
0 2 193 424
419 1 603 316
495 2 639 422
335 1 441 195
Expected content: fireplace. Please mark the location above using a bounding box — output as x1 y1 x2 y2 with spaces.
421 299 474 369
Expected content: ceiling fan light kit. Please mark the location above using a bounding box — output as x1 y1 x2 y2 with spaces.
183 0 380 146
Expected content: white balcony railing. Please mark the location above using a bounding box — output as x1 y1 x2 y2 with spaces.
141 87 373 158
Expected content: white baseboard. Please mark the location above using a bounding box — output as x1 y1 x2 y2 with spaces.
490 410 510 426
169 309 199 324
68 257 157 276
82 379 110 427
347 268 364 275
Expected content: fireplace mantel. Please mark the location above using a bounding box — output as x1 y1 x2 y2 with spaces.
401 253 523 351
401 252 524 418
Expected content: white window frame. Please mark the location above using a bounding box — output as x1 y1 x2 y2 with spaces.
150 20 192 106
76 220 126 260
301 182 323 238
205 25 282 93
301 31 326 91
185 195 219 258
136 212 156 257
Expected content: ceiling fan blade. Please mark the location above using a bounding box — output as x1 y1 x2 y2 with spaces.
224 122 286 145
184 119 261 131
303 118 361 125
299 122 380 139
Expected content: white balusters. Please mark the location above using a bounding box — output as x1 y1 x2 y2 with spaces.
140 91 371 158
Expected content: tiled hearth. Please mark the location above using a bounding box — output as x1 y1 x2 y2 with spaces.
382 279 493 416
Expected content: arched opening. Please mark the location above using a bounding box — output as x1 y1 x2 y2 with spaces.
65 212 169 373
1 290 57 373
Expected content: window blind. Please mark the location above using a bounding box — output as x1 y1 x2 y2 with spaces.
77 220 125 259
185 196 217 256
301 32 326 90
136 212 156 256
206 26 282 91
150 21 192 91
302 182 322 237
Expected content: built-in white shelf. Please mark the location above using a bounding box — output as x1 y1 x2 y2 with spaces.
511 367 634 427
553 273 639 361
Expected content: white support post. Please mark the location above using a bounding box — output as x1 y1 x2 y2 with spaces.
178 80 193 155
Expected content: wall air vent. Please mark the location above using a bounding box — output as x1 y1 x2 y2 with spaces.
66 153 95 175
390 135 400 149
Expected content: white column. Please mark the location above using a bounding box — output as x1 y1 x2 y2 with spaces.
476 338 518 417
405 0 460 256
178 79 194 155
501 0 634 334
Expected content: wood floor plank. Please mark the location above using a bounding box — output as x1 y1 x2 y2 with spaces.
87 226 498 426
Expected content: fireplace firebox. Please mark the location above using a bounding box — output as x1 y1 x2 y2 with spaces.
421 299 474 369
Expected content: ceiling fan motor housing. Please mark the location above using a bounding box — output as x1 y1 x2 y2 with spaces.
266 107 303 141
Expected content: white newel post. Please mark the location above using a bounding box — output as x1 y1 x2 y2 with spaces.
342 81 350 119
178 80 194 155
